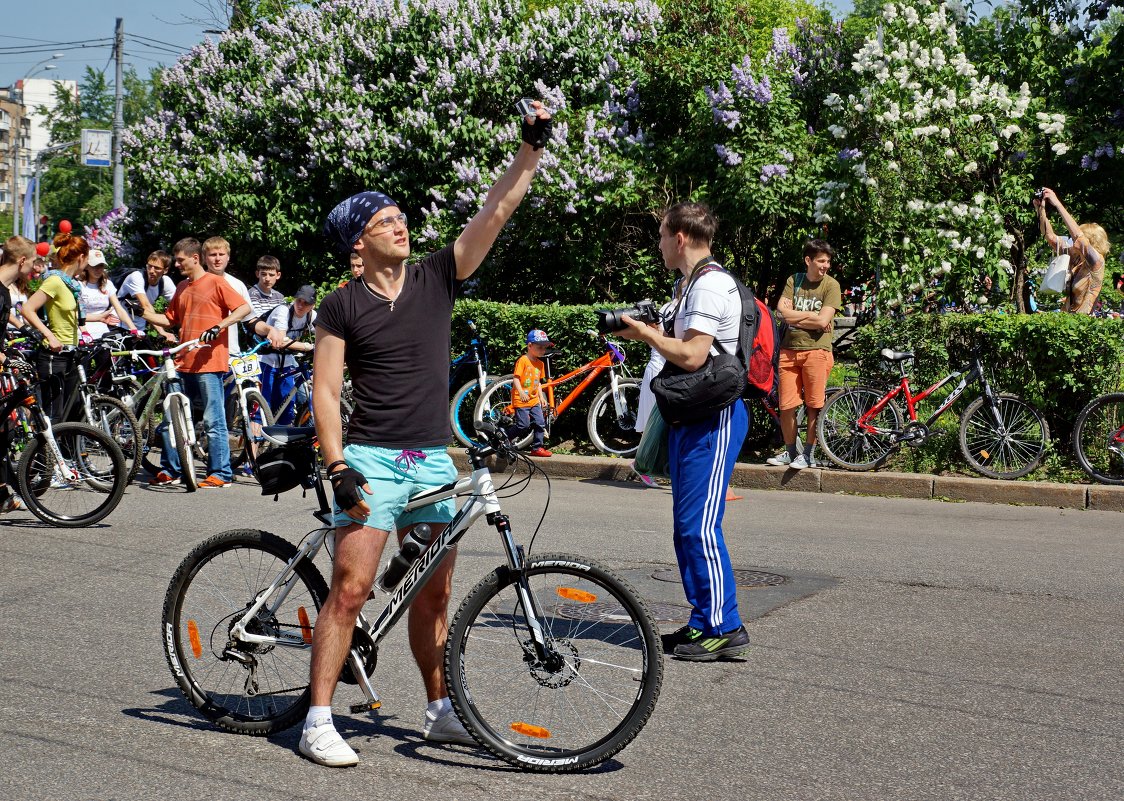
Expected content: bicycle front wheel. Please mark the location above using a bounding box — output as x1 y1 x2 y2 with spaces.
162 529 330 736
450 377 493 448
87 393 142 482
170 395 197 492
17 422 128 527
445 553 663 772
587 378 642 457
959 393 1049 479
1072 393 1124 484
230 388 275 470
817 386 903 471
475 375 535 450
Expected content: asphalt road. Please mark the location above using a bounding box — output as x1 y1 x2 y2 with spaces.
1 470 1121 801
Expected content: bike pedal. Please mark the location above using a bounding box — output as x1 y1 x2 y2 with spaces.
349 700 382 714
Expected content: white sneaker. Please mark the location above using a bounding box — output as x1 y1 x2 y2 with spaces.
422 708 475 745
298 721 359 767
765 451 793 466
790 453 816 470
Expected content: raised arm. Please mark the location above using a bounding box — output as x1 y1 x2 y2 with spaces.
453 103 552 281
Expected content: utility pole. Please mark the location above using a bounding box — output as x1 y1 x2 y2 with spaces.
9 101 19 236
112 17 125 210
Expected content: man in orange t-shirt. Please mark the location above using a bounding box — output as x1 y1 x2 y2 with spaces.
141 236 251 487
511 328 552 457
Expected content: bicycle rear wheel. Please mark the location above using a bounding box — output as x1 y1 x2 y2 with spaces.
587 378 642 457
816 386 903 471
1072 393 1124 485
445 553 663 772
17 422 128 527
959 393 1049 479
475 375 536 450
87 394 142 482
170 395 197 491
162 529 329 735
450 377 493 448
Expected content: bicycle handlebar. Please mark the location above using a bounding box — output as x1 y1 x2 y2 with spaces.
111 338 204 358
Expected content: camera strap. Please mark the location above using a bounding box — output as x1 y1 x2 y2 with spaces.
662 257 722 338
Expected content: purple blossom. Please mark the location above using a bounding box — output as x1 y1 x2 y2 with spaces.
730 57 772 104
838 148 862 161
1081 154 1100 171
714 144 743 166
760 163 788 183
1094 143 1116 158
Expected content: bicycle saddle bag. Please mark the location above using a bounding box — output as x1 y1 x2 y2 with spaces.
257 441 317 496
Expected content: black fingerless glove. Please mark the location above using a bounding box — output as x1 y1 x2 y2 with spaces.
200 325 222 343
521 115 553 151
329 466 367 509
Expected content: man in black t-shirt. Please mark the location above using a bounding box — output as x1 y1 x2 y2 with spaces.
299 102 553 768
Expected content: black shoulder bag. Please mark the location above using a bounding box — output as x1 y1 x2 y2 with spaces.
651 262 750 426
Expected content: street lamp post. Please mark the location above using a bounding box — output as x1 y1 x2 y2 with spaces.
11 54 64 236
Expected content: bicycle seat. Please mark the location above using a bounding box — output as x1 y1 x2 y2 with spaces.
880 348 915 362
261 424 316 444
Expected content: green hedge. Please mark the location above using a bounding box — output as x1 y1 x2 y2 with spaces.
451 300 651 451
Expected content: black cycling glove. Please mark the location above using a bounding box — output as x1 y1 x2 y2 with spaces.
200 325 222 343
329 467 368 510
521 115 553 151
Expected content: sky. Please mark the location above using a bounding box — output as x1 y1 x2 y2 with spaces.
0 1 219 90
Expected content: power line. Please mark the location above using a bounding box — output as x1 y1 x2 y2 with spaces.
0 38 113 54
123 39 185 57
126 33 194 51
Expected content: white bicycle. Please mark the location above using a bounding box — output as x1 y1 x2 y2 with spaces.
161 424 663 772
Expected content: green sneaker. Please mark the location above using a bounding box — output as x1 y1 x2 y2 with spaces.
673 625 750 662
660 625 702 654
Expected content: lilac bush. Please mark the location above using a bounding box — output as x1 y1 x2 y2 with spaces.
123 0 661 301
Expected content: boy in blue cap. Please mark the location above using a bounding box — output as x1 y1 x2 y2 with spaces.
511 328 552 457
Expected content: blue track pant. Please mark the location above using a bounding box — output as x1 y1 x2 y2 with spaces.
667 399 748 635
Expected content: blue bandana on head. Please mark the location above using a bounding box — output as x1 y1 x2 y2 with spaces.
323 191 398 254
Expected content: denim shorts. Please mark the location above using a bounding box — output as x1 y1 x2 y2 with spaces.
332 445 458 532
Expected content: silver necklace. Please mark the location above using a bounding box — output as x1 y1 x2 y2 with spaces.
362 279 402 311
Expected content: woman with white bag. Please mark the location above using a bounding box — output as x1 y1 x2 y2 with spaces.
1035 187 1112 314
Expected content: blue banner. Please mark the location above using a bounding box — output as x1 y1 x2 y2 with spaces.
21 176 36 240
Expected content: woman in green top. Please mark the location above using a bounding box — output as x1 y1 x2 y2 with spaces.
21 232 89 421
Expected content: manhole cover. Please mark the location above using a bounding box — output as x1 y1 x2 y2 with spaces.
555 601 692 625
652 568 787 588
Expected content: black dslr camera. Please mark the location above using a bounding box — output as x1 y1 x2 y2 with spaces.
1033 188 1047 202
596 300 661 334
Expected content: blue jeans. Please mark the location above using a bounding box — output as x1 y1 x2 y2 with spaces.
261 363 297 425
510 404 546 448
159 371 232 481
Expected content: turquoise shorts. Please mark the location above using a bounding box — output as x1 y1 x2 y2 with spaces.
332 445 458 532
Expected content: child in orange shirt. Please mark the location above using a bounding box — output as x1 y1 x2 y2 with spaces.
511 329 552 457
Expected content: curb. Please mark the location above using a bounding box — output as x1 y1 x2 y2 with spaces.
447 449 1124 512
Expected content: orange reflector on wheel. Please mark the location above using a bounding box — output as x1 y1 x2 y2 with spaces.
556 587 597 603
511 722 551 739
980 449 990 460
298 607 313 643
186 620 203 658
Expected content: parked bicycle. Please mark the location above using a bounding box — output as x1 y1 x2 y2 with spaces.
816 346 1050 479
112 339 207 491
161 423 662 772
0 355 127 527
1072 392 1124 484
448 320 494 448
473 331 642 457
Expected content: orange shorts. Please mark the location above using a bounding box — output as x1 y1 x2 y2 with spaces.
778 348 834 411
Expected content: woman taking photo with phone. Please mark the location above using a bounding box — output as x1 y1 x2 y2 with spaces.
1035 187 1112 315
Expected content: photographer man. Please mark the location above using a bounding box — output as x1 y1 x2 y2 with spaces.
302 101 552 768
616 202 749 662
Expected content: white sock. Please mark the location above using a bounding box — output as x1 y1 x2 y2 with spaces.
305 705 332 731
426 697 452 717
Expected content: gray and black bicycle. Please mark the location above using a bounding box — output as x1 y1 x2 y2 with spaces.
161 424 663 772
